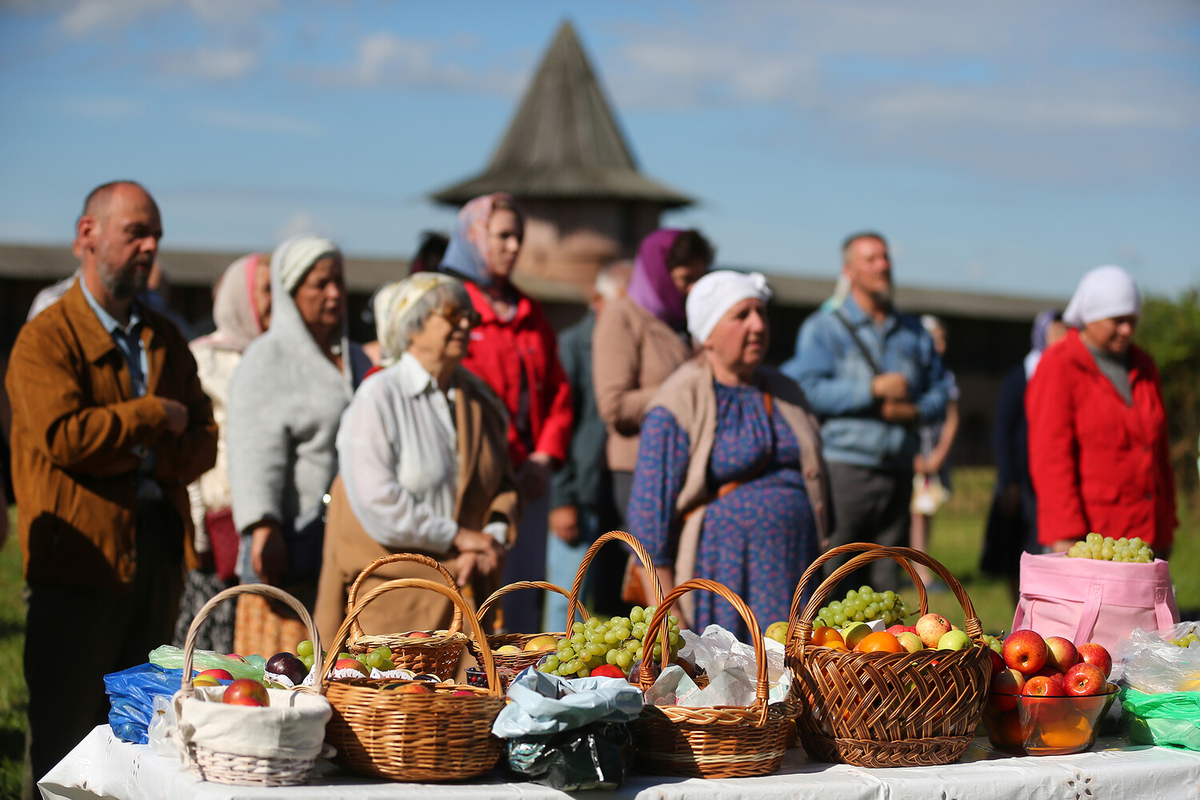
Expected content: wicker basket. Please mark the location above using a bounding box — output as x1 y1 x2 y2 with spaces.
786 544 991 768
343 552 468 677
322 578 506 782
464 580 590 679
177 584 330 787
631 578 790 779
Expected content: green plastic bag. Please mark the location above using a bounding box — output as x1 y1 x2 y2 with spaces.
148 645 266 681
1121 687 1200 750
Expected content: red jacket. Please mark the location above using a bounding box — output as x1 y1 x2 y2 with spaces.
459 281 572 468
1026 330 1176 550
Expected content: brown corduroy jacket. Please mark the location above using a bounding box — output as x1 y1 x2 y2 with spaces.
6 280 218 591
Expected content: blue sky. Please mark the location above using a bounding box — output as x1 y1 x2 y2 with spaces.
1 0 1197 298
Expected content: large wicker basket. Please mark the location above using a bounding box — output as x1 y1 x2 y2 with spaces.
463 580 589 679
177 584 330 787
343 552 468 677
322 577 506 782
786 544 991 768
631 578 791 779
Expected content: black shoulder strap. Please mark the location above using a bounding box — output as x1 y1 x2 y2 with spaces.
834 308 882 375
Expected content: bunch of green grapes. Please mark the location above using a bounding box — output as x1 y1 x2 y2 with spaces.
537 605 681 678
1067 533 1152 563
813 586 911 628
1170 627 1198 648
296 640 396 672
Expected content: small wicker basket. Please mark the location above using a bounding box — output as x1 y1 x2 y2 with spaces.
322 577 506 782
343 552 468 677
631 578 791 779
177 583 330 787
786 544 991 768
463 580 589 679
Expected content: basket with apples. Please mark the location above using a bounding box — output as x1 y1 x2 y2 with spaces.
342 552 469 678
463 580 591 683
786 544 992 768
983 629 1117 755
321 577 506 782
175 584 332 787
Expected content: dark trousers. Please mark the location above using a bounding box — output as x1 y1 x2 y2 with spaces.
823 462 914 595
23 500 184 798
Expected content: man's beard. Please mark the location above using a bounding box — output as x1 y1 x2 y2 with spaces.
98 258 150 300
867 283 894 308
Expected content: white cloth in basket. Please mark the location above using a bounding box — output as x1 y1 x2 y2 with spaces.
173 687 331 763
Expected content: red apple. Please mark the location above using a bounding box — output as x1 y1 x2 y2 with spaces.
1063 662 1107 696
1003 630 1048 676
335 658 369 676
915 613 952 648
989 668 1025 711
1021 675 1066 724
394 682 434 694
1076 643 1112 679
1044 636 1079 673
995 709 1032 749
222 679 269 707
887 624 917 636
451 689 475 697
985 647 1005 678
197 668 233 681
403 630 433 639
590 664 626 679
1022 674 1064 697
1031 669 1066 695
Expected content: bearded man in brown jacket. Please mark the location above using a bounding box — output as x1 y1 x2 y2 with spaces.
6 181 217 794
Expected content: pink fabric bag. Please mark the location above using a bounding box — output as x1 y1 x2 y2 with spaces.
1012 552 1180 653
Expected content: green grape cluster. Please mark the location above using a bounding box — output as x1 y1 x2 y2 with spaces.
297 640 396 672
814 585 911 628
536 605 681 678
1067 533 1152 563
1170 627 1198 648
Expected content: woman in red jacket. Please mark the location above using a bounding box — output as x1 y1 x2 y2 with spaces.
1026 265 1176 557
439 193 572 632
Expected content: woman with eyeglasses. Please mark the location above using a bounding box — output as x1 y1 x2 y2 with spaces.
315 273 519 648
438 193 572 633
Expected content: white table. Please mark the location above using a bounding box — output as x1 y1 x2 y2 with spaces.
40 725 1200 800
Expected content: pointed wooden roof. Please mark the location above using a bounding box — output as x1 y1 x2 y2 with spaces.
432 22 693 208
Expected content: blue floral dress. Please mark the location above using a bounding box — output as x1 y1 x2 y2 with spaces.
627 381 819 639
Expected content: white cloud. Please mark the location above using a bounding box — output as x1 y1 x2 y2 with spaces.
49 0 276 36
162 46 258 80
190 107 320 136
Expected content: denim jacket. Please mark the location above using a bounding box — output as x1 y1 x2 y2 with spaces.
781 295 950 470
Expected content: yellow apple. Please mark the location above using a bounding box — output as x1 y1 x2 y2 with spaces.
524 636 558 651
496 645 522 653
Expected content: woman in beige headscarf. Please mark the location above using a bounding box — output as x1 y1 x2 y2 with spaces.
315 273 519 650
172 254 271 652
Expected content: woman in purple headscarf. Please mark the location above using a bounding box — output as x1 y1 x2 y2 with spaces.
980 308 1067 600
593 229 714 525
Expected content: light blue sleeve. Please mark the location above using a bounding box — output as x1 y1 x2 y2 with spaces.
787 314 876 418
913 330 951 423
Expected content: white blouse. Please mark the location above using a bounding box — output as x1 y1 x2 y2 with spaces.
336 353 505 552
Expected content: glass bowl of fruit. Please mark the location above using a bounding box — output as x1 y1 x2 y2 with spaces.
983 681 1118 756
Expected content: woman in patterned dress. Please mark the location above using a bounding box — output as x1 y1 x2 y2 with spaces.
626 271 831 638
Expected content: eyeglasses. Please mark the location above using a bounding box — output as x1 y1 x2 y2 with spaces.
433 304 480 328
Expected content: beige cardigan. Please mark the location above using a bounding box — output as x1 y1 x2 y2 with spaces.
593 296 694 473
646 356 831 621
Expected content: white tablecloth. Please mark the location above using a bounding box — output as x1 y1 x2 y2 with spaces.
40 725 1200 800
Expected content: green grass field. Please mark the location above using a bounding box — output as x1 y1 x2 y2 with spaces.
0 475 1195 798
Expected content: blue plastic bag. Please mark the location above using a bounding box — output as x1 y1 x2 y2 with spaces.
103 663 190 745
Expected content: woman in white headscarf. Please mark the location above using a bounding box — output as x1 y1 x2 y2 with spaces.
626 271 831 638
227 236 373 655
1027 265 1177 557
314 274 518 647
172 254 271 651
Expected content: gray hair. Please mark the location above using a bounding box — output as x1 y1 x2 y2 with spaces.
595 260 633 300
397 280 472 352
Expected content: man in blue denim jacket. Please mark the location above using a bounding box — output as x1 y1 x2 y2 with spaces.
782 232 951 591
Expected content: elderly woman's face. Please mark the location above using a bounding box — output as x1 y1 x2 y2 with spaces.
409 299 477 365
486 208 523 281
292 255 345 332
1083 314 1137 356
705 298 769 376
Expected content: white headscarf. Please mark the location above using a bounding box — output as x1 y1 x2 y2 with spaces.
686 270 773 346
1063 265 1141 328
374 273 461 366
275 236 340 294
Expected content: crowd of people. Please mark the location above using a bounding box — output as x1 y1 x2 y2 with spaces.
1 180 1180 796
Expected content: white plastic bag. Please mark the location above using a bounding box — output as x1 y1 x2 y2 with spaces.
1114 621 1200 693
147 694 177 758
671 624 793 706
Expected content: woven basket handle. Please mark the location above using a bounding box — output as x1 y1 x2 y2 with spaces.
321 578 503 697
180 583 320 697
785 542 929 651
566 530 663 629
790 546 982 664
476 581 590 624
345 552 463 640
639 578 772 727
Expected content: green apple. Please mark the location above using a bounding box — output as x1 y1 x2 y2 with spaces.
764 621 789 645
937 630 972 651
842 622 872 650
896 631 924 653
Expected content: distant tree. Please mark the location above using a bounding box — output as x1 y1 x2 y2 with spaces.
1137 289 1200 506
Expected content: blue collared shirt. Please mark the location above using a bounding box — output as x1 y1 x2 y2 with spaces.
782 294 951 469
